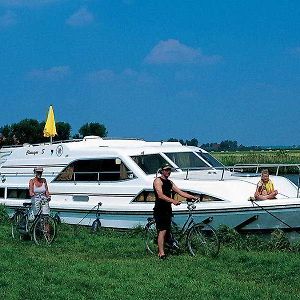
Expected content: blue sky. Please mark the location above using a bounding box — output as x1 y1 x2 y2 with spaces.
0 0 299 146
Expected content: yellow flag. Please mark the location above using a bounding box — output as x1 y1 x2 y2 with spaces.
43 105 57 138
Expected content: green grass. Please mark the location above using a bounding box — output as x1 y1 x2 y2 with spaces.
213 150 300 172
2 221 300 300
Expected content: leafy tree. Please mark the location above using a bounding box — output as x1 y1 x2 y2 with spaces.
40 121 71 141
56 122 71 141
167 138 198 147
219 140 238 151
186 138 198 147
77 122 108 138
167 138 179 142
11 119 41 144
0 119 72 146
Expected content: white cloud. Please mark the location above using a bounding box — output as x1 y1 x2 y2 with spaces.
66 7 94 27
86 69 116 82
86 68 155 85
0 0 60 7
144 39 222 65
27 66 71 81
0 10 17 27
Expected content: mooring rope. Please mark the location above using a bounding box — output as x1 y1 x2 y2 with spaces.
250 199 300 235
75 203 100 226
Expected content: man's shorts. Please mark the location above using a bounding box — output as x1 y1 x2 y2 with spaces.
154 213 172 231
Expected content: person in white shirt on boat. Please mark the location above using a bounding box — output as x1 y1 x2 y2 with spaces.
153 163 198 259
29 166 51 217
254 169 278 200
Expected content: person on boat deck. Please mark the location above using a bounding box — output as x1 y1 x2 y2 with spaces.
254 169 278 200
29 167 51 216
153 163 198 259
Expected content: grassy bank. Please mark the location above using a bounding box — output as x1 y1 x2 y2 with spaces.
1 220 300 300
212 150 300 169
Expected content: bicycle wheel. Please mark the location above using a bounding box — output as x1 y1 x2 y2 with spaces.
33 215 57 245
145 219 157 255
187 223 220 257
91 219 101 233
11 212 27 240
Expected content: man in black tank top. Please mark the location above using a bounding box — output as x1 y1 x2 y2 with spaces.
153 163 198 259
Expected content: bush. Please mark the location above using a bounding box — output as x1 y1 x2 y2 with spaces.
0 204 9 224
268 229 291 251
217 225 298 252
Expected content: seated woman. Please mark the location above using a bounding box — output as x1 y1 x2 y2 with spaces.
254 169 278 200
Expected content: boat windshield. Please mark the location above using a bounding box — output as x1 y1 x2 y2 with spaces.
164 152 210 170
131 154 170 175
196 152 224 168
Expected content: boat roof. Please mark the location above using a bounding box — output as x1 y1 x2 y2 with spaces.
0 136 207 162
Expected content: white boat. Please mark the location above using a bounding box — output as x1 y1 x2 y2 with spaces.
0 136 299 232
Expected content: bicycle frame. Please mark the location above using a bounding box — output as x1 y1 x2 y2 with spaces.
13 200 50 234
171 202 197 241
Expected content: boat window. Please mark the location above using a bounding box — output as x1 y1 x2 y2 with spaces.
132 190 156 202
0 188 4 198
132 190 222 202
7 188 30 199
196 152 224 168
164 152 209 170
131 154 170 175
54 159 134 182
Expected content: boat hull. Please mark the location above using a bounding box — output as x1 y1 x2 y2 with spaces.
4 201 300 232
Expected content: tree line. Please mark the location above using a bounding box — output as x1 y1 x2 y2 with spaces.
0 119 107 147
166 138 288 151
1 119 298 150
168 138 250 151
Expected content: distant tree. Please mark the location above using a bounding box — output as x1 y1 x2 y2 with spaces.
186 138 198 147
10 119 42 144
201 143 220 151
219 140 238 151
0 119 72 146
77 122 108 138
56 122 71 141
167 138 198 147
167 138 179 142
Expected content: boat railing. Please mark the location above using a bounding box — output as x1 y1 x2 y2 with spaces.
231 163 300 176
0 136 144 149
182 163 300 198
230 163 300 198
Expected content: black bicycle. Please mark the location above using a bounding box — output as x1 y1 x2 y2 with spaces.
11 198 57 245
145 200 220 257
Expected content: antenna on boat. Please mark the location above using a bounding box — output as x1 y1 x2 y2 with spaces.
43 105 57 144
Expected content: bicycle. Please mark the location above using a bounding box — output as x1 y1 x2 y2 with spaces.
145 200 220 257
11 197 57 245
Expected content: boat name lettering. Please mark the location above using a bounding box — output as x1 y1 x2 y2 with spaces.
26 150 39 155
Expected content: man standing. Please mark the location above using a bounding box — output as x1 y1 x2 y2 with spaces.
153 163 198 259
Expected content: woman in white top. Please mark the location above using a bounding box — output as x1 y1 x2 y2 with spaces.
29 166 51 216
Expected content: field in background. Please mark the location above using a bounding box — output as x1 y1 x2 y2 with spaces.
213 150 300 168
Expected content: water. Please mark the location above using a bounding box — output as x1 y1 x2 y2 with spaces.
284 174 299 185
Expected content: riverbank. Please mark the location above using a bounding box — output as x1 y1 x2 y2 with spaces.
1 222 300 299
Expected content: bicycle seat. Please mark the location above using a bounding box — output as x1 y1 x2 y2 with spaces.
23 202 32 207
